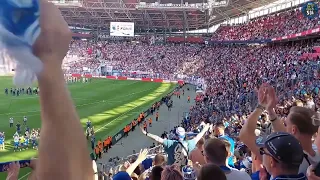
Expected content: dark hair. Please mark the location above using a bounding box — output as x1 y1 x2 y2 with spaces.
150 166 164 180
214 122 225 129
204 138 228 164
198 164 227 180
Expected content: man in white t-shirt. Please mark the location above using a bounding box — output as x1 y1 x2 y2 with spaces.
9 117 13 128
203 138 251 180
269 106 320 174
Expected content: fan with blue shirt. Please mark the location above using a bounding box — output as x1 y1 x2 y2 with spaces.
142 123 210 168
214 122 235 167
163 127 196 167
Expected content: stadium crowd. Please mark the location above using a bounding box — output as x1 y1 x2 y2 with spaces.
5 0 320 180
212 6 319 41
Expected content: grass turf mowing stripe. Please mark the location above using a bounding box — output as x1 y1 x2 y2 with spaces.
87 83 172 136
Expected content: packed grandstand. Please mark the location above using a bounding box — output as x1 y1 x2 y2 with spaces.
1 0 320 180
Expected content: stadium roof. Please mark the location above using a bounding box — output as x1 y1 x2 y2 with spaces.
52 0 278 32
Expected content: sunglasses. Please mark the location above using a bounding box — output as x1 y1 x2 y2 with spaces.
259 148 279 163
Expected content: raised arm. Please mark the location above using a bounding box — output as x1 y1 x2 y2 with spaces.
33 1 92 179
126 149 148 175
141 126 164 144
193 123 210 143
266 86 286 132
239 85 269 160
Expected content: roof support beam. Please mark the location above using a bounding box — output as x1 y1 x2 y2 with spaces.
230 3 249 14
118 0 134 21
214 8 230 22
183 10 189 31
161 11 170 28
144 10 153 27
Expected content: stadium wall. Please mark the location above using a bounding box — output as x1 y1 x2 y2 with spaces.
69 74 185 85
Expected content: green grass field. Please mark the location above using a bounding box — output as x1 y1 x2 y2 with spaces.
0 76 176 179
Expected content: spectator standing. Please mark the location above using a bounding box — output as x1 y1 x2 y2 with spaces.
213 122 235 167
189 137 206 167
161 165 183 180
203 138 251 180
256 132 306 180
140 124 210 167
197 164 227 180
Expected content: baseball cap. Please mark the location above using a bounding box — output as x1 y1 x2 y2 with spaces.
113 171 131 180
176 127 186 138
256 132 303 165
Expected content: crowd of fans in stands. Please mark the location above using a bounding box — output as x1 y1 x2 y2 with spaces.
212 6 319 41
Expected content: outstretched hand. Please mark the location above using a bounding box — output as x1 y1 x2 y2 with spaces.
258 83 278 111
266 85 278 112
137 149 149 162
258 84 268 108
33 0 72 68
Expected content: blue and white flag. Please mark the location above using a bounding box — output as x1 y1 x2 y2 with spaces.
0 0 42 86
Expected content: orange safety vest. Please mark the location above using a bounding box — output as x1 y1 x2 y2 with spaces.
149 118 152 124
95 147 99 154
98 141 103 150
143 122 147 128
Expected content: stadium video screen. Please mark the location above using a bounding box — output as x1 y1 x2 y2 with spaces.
110 22 135 37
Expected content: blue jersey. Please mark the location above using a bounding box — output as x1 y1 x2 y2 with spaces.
24 138 29 145
16 124 21 130
86 121 91 128
219 135 235 167
31 136 37 145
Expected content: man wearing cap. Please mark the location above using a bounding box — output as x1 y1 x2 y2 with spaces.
256 132 306 180
140 123 210 167
240 84 320 176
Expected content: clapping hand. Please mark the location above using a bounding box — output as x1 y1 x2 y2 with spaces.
258 83 268 108
258 83 278 111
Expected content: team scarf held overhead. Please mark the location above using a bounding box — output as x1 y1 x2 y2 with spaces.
0 0 42 86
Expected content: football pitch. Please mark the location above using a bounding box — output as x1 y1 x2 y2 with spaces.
0 76 176 179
